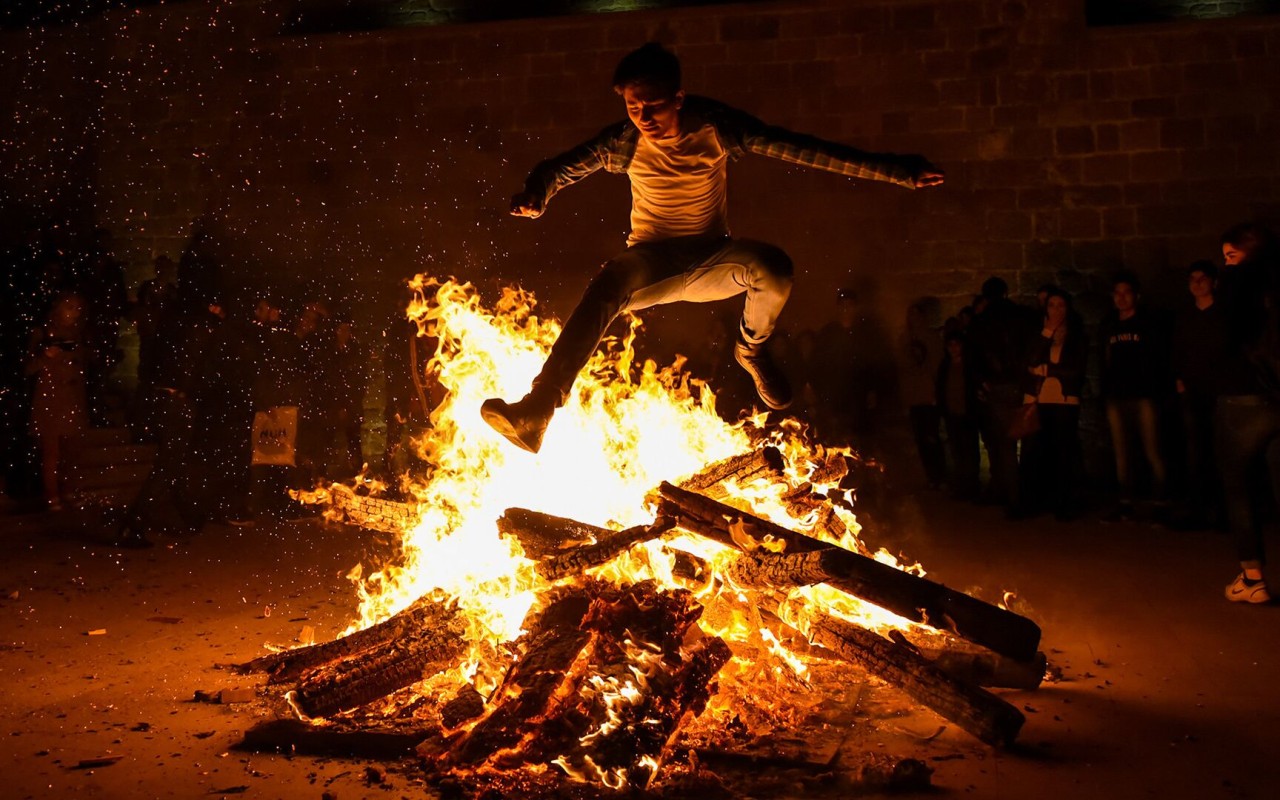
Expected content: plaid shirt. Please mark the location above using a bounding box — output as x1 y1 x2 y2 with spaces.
523 95 925 206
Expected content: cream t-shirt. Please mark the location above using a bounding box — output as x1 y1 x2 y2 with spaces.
626 124 729 246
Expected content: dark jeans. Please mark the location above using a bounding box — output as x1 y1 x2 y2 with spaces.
1106 396 1167 503
909 404 946 486
1022 402 1081 514
980 383 1022 507
1181 388 1221 519
1216 394 1280 568
126 389 198 533
533 234 793 401
944 413 981 500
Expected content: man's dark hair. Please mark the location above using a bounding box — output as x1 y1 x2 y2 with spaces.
1221 221 1277 262
980 276 1008 300
1187 259 1218 281
1112 270 1141 294
613 42 681 96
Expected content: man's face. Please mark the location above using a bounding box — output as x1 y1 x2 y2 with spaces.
621 82 684 142
1188 270 1214 299
1223 243 1247 266
1113 283 1137 313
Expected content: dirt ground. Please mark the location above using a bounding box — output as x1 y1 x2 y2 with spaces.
1 492 1277 800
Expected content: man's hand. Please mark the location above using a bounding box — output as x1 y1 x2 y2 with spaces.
913 162 945 188
509 192 545 219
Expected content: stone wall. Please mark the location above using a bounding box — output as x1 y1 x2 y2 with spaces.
2 0 1279 339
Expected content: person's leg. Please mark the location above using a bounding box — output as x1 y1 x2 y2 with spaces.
1106 398 1134 510
671 238 795 410
1217 397 1279 600
38 434 60 508
535 237 723 402
909 405 946 487
1135 397 1168 503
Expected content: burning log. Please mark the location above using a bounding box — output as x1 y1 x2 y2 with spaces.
497 508 674 579
235 595 458 685
677 445 786 497
433 581 731 789
292 607 468 719
799 611 1025 747
446 587 597 765
923 646 1047 691
659 482 1042 662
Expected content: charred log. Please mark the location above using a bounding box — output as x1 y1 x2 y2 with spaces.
662 483 1041 661
535 518 675 581
801 612 1026 747
235 595 457 684
292 608 467 719
677 446 786 497
235 719 423 759
497 508 618 559
446 587 599 766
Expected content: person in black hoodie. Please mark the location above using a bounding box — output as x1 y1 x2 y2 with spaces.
1021 288 1088 520
1214 222 1280 604
1101 272 1172 521
1171 260 1229 529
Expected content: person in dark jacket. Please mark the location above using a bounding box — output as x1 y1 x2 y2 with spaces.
1171 260 1229 528
965 276 1040 513
1100 272 1171 522
1213 222 1280 603
1021 288 1088 520
937 331 980 500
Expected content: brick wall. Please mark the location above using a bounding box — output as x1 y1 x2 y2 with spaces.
2 0 1279 340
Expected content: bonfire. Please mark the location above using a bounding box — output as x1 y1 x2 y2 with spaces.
233 277 1043 797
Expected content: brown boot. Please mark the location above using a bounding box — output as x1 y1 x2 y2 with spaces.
734 335 793 410
480 390 558 453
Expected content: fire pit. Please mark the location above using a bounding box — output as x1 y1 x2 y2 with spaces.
231 278 1044 796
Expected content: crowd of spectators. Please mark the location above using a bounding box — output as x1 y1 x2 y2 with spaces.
3 220 1278 602
768 221 1280 605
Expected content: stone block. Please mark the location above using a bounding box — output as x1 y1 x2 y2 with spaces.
1095 123 1120 151
1131 96 1177 118
1081 154 1130 183
1136 205 1205 236
1103 207 1137 237
1119 119 1161 151
1131 150 1181 182
720 14 781 42
1055 125 1095 156
1060 208 1102 239
1159 118 1205 149
987 210 1033 239
891 5 936 30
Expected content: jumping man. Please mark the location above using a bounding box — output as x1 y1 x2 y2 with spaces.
482 43 945 453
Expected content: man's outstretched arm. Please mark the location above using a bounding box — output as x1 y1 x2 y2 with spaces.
511 123 630 218
706 99 943 189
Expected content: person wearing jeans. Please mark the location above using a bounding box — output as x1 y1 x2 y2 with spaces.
481 42 944 453
1214 222 1280 604
1100 272 1171 521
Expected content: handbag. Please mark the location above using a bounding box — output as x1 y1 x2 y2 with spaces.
1005 402 1041 440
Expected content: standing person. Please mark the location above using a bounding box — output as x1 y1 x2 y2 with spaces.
1022 288 1088 520
322 317 369 478
1171 260 1229 529
481 42 944 453
78 228 128 426
965 276 1039 513
132 254 181 441
1100 272 1172 522
1213 223 1280 603
24 293 90 511
812 288 890 448
900 300 945 489
937 331 980 501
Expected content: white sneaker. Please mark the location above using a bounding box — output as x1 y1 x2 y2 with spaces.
1225 573 1271 604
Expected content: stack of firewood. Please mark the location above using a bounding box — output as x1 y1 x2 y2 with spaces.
234 444 1044 788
